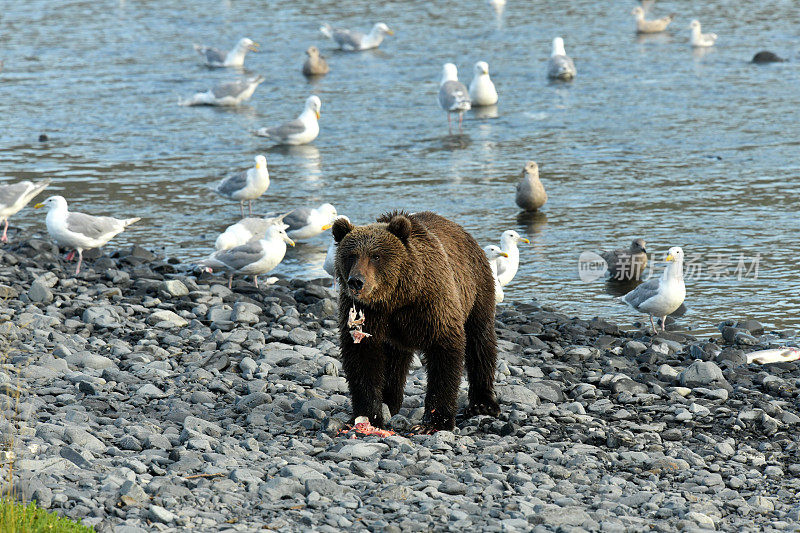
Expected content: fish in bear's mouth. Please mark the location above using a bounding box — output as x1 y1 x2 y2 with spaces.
347 306 371 343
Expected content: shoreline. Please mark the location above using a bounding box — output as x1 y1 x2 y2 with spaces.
1 240 799 531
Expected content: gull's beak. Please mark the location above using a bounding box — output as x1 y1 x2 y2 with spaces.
34 202 44 209
249 42 260 52
665 254 674 262
321 223 333 231
315 110 321 120
386 29 394 35
520 238 530 244
285 236 295 247
500 252 509 258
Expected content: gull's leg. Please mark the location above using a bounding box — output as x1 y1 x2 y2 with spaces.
240 202 245 218
75 250 83 275
661 316 667 332
1 219 8 243
649 315 656 335
448 112 452 134
254 275 259 288
458 112 463 132
228 273 233 289
248 200 253 215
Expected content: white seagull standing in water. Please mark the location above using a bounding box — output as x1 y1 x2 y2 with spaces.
193 37 259 68
255 96 321 145
0 179 50 243
438 63 471 133
214 155 270 217
179 75 265 106
547 37 577 81
35 196 140 275
469 61 499 107
319 22 394 51
689 20 717 48
622 247 686 334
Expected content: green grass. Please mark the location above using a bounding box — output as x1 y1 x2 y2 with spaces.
0 498 95 533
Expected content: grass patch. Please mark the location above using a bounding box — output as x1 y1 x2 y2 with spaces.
0 497 95 532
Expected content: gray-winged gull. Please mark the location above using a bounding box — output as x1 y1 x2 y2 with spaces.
35 195 140 275
194 38 259 68
216 217 271 250
600 238 648 281
214 155 270 217
319 22 393 51
484 245 508 304
547 37 577 80
303 46 330 76
200 222 294 288
689 20 717 47
0 178 50 243
179 75 265 106
631 7 674 33
492 230 529 286
255 95 321 145
469 61 498 107
438 63 471 132
622 246 685 333
515 161 547 212
285 203 337 241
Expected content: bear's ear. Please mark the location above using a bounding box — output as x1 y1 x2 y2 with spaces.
332 217 354 243
387 215 411 244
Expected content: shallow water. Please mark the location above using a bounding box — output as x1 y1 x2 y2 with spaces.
1 0 799 336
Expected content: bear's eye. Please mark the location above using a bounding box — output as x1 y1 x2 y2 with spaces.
371 254 380 262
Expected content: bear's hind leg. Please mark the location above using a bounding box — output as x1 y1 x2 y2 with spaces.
382 344 413 416
464 312 500 418
412 335 466 433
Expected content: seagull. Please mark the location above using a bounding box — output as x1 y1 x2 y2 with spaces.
193 38 259 68
179 75 265 106
469 61 498 107
284 203 337 241
631 7 674 33
689 20 717 48
493 230 530 286
600 238 648 281
323 215 350 277
35 196 140 275
547 37 577 80
200 221 294 288
0 179 50 243
255 95 321 145
302 46 330 76
319 22 394 51
216 217 272 250
515 161 547 212
484 245 508 304
214 155 270 217
438 63 471 133
622 246 685 334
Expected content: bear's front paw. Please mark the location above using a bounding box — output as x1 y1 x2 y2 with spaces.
466 398 501 418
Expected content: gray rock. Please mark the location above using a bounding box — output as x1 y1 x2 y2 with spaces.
288 327 317 345
119 480 148 506
28 280 53 304
162 279 189 297
680 360 726 388
501 384 540 407
147 309 188 327
338 442 389 460
82 306 121 328
149 504 176 523
136 384 166 399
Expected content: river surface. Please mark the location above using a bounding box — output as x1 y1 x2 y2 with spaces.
2 0 799 336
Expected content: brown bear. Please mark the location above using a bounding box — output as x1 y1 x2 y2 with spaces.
332 211 500 433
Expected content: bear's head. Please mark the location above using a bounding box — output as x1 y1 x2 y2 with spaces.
333 214 412 305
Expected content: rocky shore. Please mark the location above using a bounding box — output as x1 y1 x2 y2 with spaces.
1 239 799 532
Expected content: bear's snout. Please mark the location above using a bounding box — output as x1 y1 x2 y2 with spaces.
347 274 365 293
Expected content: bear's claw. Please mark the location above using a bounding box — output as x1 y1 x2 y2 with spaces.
465 400 501 418
409 424 439 435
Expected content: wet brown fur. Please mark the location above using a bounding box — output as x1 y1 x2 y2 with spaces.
333 211 500 431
